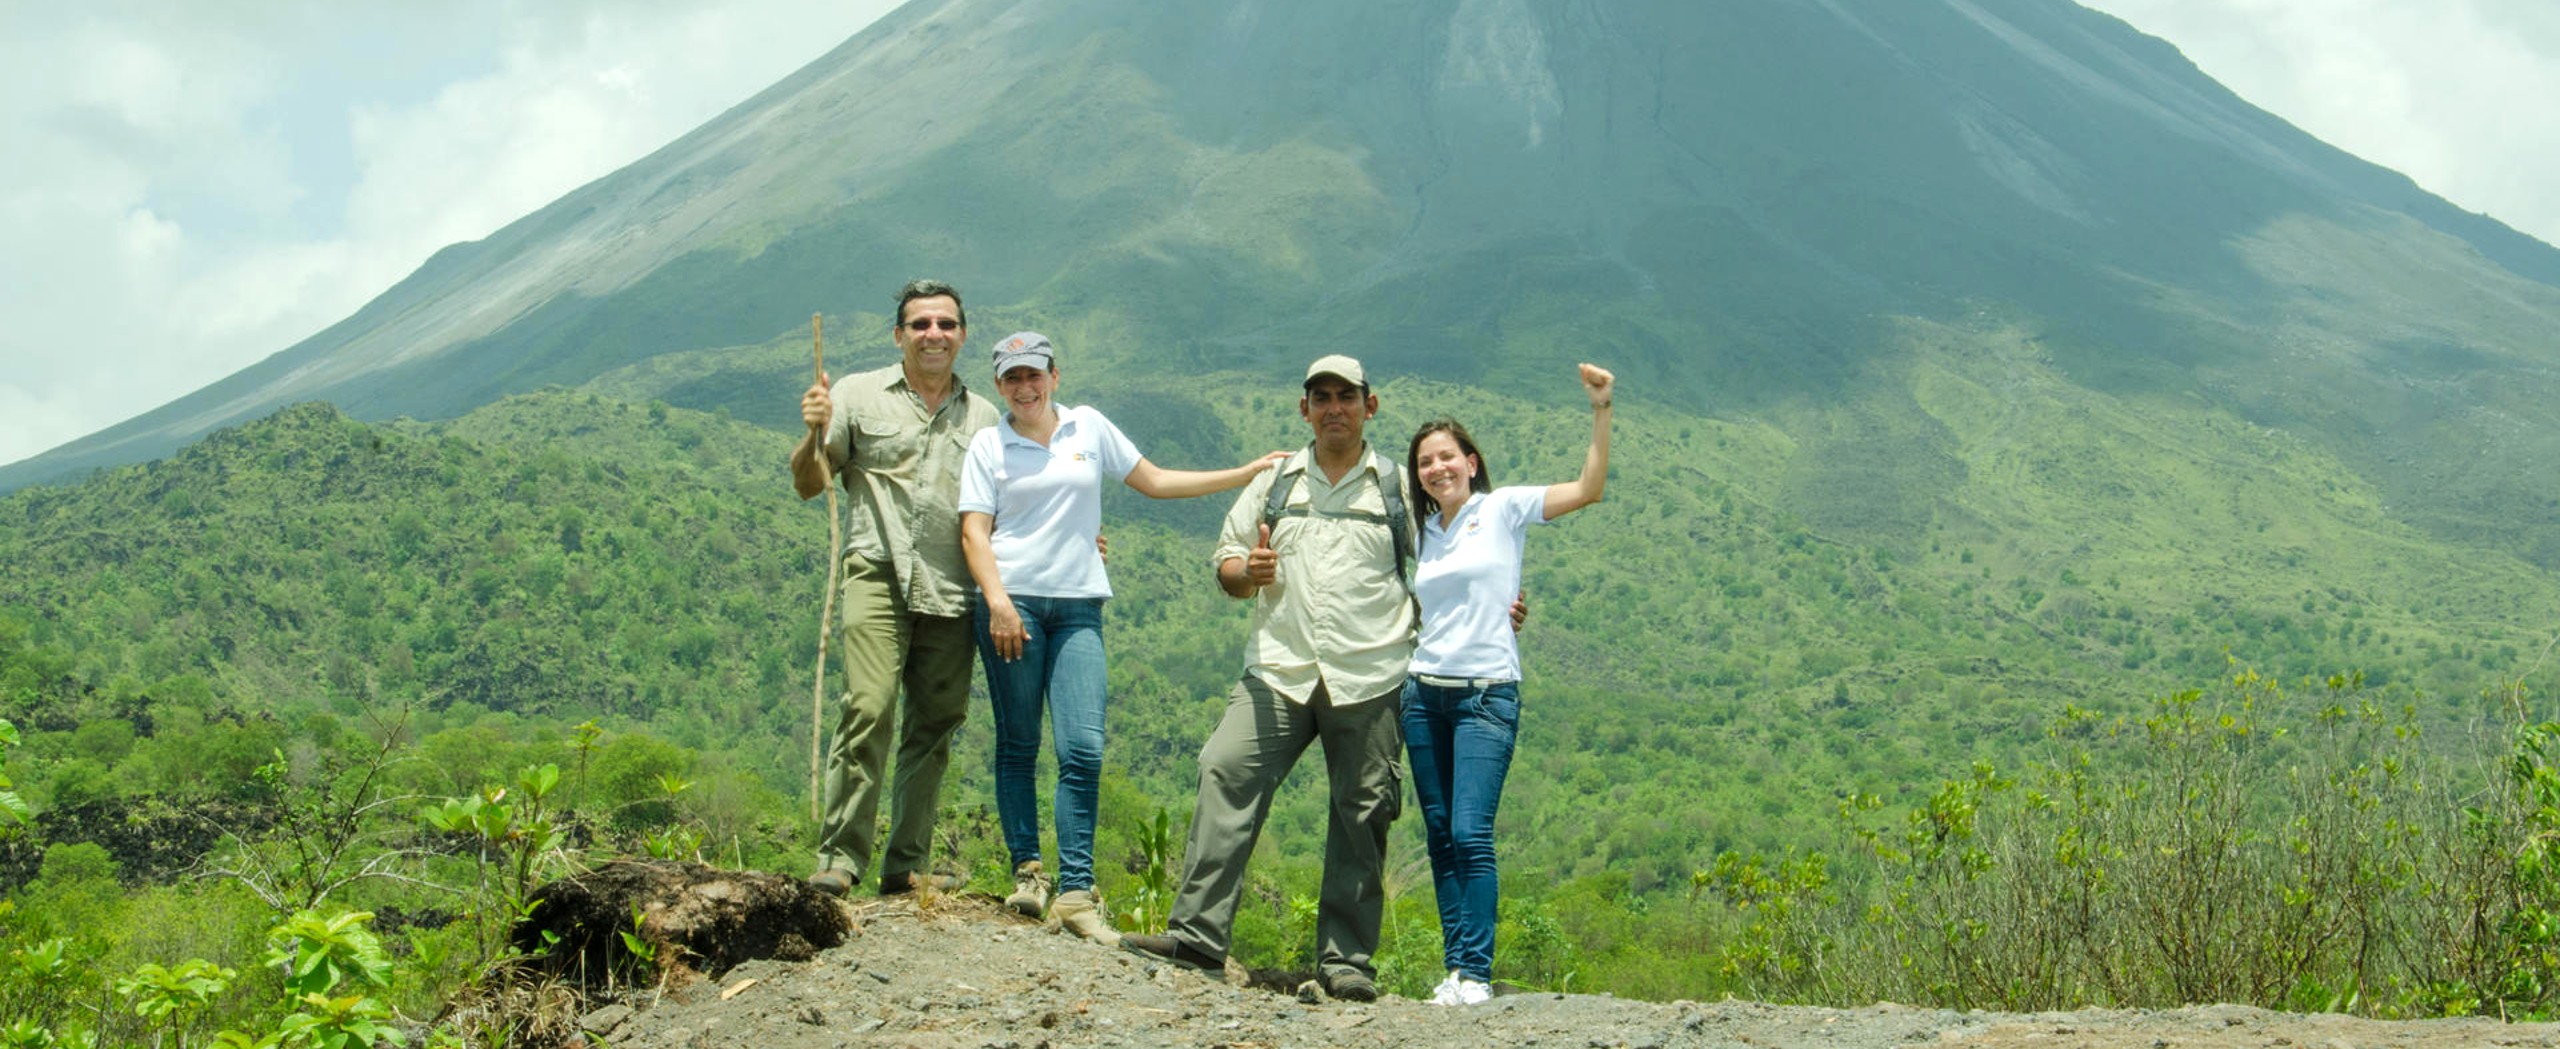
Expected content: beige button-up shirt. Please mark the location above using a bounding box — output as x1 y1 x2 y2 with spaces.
820 364 1000 618
1213 446 1417 705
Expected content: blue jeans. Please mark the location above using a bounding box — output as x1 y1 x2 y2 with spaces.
1400 675 1519 982
971 595 1109 892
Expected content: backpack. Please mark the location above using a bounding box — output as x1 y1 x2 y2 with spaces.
1260 446 1412 588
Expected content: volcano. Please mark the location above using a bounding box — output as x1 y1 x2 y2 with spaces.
8 0 2558 563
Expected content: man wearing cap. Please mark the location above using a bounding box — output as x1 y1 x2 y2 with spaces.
791 278 1000 897
1122 354 1414 1002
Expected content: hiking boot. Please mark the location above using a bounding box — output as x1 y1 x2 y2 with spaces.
1453 976 1492 1005
1005 861 1051 919
1323 969 1378 1003
1050 889 1119 946
1121 932 1221 973
807 868 856 898
879 870 967 896
1428 969 1463 1005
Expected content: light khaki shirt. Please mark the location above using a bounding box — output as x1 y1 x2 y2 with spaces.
1213 445 1417 705
820 363 1000 618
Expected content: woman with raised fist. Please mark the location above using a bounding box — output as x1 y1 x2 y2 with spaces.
1402 362 1614 1005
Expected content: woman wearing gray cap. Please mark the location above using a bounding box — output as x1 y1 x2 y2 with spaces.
1403 362 1614 1004
957 331 1285 943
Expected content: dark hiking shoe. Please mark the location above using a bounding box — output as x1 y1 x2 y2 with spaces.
879 870 967 896
1324 969 1379 1003
1120 933 1221 973
807 868 856 898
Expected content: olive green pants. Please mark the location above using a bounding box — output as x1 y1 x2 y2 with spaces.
815 552 974 885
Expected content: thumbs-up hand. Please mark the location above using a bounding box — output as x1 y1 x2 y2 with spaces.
1245 522 1279 588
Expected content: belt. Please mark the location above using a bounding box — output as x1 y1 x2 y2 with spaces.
1414 673 1512 690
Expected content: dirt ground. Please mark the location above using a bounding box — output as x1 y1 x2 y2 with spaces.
578 892 2560 1049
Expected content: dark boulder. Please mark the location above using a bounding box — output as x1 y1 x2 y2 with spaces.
511 859 849 985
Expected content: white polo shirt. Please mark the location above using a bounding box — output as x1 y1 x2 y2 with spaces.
957 405 1144 600
1411 486 1549 681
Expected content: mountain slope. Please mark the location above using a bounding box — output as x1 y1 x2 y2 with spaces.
9 0 2559 574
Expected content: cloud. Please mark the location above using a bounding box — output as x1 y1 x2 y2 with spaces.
0 0 898 468
2083 0 2560 246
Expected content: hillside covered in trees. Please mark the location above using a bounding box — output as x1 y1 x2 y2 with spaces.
1 380 2556 1041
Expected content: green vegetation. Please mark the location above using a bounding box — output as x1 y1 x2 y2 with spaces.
2 377 2557 1033
1677 669 2560 1019
6 0 2559 1035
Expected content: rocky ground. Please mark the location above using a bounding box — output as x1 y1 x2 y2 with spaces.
567 891 2560 1049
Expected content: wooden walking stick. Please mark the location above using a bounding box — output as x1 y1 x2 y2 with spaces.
809 312 840 823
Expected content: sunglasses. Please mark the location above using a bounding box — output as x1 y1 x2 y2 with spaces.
904 317 963 332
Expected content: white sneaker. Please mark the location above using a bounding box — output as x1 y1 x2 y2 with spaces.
1454 977 1492 1005
1429 969 1464 1005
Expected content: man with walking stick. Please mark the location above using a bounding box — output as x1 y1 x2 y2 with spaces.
790 279 999 897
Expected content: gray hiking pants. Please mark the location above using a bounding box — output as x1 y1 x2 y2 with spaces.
1167 676 1404 981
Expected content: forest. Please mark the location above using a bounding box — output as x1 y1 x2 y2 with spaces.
0 386 2555 1044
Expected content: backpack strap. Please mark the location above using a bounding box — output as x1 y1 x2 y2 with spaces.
1257 446 1413 592
1260 446 1308 542
1370 449 1412 590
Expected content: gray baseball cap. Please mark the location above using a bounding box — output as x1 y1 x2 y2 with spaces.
990 331 1054 377
1303 354 1367 388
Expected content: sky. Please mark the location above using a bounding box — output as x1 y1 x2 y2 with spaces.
2 0 2556 470
0 0 903 470
2080 0 2560 238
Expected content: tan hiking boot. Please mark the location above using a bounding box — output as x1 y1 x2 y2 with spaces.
1050 889 1120 946
1005 860 1050 918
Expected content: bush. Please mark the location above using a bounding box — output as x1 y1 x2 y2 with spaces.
1700 668 2552 1016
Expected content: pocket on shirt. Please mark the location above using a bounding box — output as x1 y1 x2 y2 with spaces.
853 419 917 472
